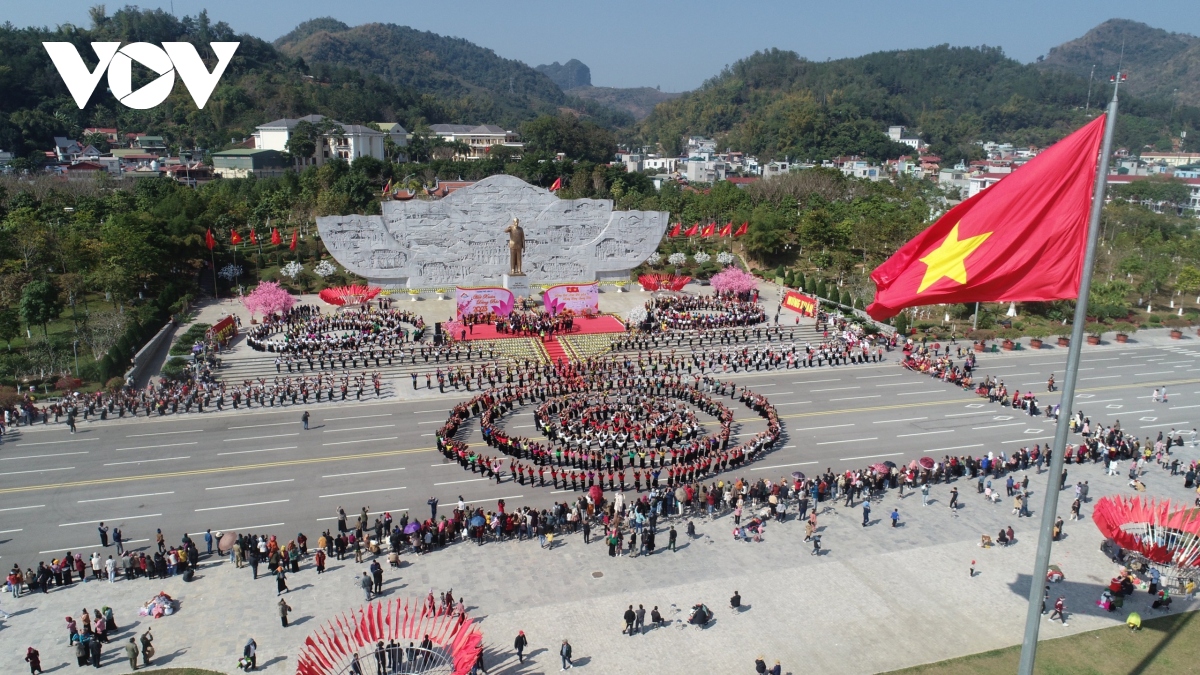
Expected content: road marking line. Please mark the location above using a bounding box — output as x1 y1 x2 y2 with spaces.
855 374 901 379
793 379 842 384
817 437 878 445
457 494 524 503
0 504 44 512
115 442 198 451
830 395 881 401
944 411 992 417
774 401 813 406
1169 405 1200 410
319 486 408 498
323 424 397 433
926 444 984 453
0 466 75 477
12 438 96 446
811 387 860 392
0 451 89 461
412 410 446 414
417 420 444 425
897 430 953 437
187 524 283 536
39 539 148 554
435 478 488 486
216 446 298 456
322 467 407 478
126 429 204 437
103 457 190 466
226 422 294 430
316 508 407 522
1001 436 1054 444
1139 422 1190 429
792 424 855 432
751 461 817 471
971 422 1027 430
0 528 23 534
78 492 174 503
206 479 295 490
195 499 290 512
1081 376 1122 380
60 513 161 526
875 382 915 388
872 417 928 424
324 414 394 422
224 433 300 442
322 437 400 446
838 452 901 461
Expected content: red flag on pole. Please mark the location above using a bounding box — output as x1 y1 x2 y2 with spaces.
270 228 282 246
230 230 243 245
289 230 298 251
249 230 258 245
205 228 216 250
669 223 681 237
734 221 748 236
866 115 1107 321
549 176 563 191
719 222 732 237
701 223 715 237
684 223 699 237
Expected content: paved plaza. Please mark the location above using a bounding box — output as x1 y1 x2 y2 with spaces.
3 314 1200 673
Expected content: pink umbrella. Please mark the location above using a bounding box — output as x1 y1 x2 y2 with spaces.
918 456 935 470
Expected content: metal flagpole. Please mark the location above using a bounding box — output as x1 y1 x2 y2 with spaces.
1017 76 1121 675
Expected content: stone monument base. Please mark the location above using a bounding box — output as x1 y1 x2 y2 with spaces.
503 274 532 299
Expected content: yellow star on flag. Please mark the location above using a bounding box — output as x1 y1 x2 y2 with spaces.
917 223 992 293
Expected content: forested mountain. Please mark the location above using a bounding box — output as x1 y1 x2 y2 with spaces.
536 59 592 90
1038 19 1200 107
640 45 1200 163
275 20 632 129
0 6 461 165
536 58 680 120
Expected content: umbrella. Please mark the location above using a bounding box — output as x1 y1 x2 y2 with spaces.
919 456 935 470
469 515 485 528
883 461 897 469
403 522 420 535
790 471 806 481
870 463 889 474
218 531 237 552
909 459 920 470
589 485 604 504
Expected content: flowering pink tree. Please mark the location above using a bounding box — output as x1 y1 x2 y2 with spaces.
710 266 758 295
242 281 296 319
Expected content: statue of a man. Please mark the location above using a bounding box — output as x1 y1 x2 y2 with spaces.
504 217 525 276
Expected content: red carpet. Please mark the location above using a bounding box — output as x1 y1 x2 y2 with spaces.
444 315 626 342
543 337 570 365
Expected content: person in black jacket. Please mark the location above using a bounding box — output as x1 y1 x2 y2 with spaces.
513 631 528 663
623 605 636 635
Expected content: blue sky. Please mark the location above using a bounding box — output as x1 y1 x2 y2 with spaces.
15 1 1200 91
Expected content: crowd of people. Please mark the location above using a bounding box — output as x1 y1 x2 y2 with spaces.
494 309 576 339
639 293 766 331
246 305 424 356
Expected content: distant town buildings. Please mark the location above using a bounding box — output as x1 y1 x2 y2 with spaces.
427 124 521 160
252 114 407 167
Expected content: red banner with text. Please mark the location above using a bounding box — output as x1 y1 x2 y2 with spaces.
782 291 818 317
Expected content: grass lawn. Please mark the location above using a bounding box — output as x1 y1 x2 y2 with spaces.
886 610 1197 675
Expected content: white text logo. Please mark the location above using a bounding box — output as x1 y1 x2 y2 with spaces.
43 42 240 110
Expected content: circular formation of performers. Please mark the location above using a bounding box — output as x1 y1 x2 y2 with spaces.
245 305 424 356
638 294 766 332
435 359 780 493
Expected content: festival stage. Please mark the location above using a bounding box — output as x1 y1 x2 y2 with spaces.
444 315 626 342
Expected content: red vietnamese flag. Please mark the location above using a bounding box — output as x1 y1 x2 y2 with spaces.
669 223 681 237
230 230 243 245
734 221 748 236
249 229 258 245
204 228 216 250
684 223 699 237
866 114 1106 321
701 223 715 237
719 222 733 237
289 229 298 251
270 228 282 246
549 176 563 191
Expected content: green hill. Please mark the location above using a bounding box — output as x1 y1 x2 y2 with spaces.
639 44 1200 163
275 20 632 129
1038 19 1200 107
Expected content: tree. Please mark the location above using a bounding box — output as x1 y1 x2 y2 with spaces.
242 281 296 318
710 266 758 295
521 114 616 164
19 280 63 338
1175 266 1200 295
0 309 19 348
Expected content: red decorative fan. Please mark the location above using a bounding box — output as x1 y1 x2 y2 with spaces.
1092 495 1200 568
638 274 692 292
318 285 382 306
296 597 483 675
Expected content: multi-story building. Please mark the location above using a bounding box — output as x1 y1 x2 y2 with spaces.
887 126 922 150
427 124 520 160
252 115 406 168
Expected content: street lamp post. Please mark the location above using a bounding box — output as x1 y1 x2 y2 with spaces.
72 340 79 377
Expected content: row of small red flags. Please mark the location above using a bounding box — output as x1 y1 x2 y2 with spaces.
669 222 748 238
205 228 297 250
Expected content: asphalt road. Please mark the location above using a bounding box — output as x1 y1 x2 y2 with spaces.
3 340 1200 564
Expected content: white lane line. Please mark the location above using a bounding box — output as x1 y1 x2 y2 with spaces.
39 539 148 554
926 444 984 453
319 487 407 499
430 464 456 467
322 437 400 446
830 395 881 401
811 386 860 392
322 467 407 478
216 445 297 456
324 413 394 422
187 524 283 536
115 442 198 451
1075 398 1122 405
794 379 842 384
1081 375 1122 380
13 438 96 446
773 391 795 395
512 425 536 429
126 429 203 438
856 374 901 379
412 410 446 414
0 528 23 534
817 437 879 445
78 492 174 503
417 420 444 425
60 513 161 527
550 489 573 494
904 391 945 395
945 411 993 417
754 384 777 387
1138 371 1178 376
323 424 397 433
316 508 407 522
227 422 294 430
839 452 901 461
195 499 290 512
0 504 45 513
896 430 953 437
1022 382 1047 386
0 451 89 461
1086 358 1121 362
971 422 1027 430
224 433 300 442
434 478 488 486
775 401 813 406
1002 436 1054 444
457 494 524 503
1140 422 1190 430
1169 405 1200 410
875 382 915 388
1107 365 1144 369
792 423 855 432
1002 373 1039 377
751 461 818 471
873 417 928 424
103 456 190 466
0 466 75 477
206 479 295 490
421 433 434 437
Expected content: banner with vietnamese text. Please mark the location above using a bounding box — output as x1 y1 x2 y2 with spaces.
543 283 600 316
782 291 818 317
455 286 515 318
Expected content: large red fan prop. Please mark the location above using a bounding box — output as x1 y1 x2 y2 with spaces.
319 285 382 307
1092 495 1200 568
296 597 482 675
638 274 692 292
